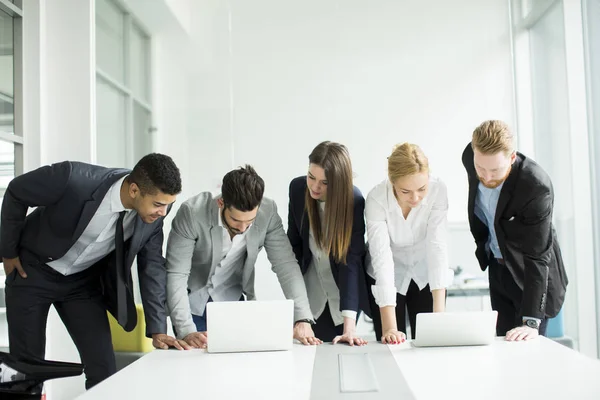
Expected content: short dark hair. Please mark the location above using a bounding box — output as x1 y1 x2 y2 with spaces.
221 165 264 211
127 153 182 195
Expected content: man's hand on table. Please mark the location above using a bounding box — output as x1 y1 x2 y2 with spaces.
505 325 539 341
293 322 323 345
183 332 208 349
152 333 192 350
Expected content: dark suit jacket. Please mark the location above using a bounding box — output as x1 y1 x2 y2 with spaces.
0 161 169 335
287 176 371 317
462 143 568 319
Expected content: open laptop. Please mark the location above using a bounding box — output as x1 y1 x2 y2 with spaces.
206 299 294 353
412 311 498 347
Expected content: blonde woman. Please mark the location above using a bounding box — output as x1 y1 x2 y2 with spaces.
287 141 370 345
366 143 449 344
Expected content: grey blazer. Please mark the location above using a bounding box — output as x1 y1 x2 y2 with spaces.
166 192 313 339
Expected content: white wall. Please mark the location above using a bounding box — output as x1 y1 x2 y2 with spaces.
186 0 240 194
42 0 96 166
164 0 192 35
185 0 515 300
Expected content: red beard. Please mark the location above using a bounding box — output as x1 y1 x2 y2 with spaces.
478 165 512 188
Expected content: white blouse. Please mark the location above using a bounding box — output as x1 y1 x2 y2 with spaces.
365 176 449 307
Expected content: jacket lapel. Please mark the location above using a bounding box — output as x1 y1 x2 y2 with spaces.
72 172 128 241
467 175 479 221
494 155 522 226
208 199 223 278
209 227 223 278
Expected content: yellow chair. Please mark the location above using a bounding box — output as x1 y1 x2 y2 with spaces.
107 304 154 353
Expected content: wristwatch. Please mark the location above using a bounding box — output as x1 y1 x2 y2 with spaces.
523 318 540 330
294 319 314 326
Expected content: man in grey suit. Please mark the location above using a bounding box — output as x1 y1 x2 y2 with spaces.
166 165 322 347
1 154 188 390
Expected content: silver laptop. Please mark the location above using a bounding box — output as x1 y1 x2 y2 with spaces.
206 299 294 353
412 311 498 347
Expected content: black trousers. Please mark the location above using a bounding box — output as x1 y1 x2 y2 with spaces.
488 258 548 336
312 303 345 342
5 253 116 389
367 276 433 340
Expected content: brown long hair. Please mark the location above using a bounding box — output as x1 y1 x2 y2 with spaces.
305 141 354 264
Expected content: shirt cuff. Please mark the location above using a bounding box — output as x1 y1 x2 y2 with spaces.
371 285 397 307
341 310 357 320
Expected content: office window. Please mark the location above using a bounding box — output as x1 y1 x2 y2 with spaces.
511 0 599 356
510 0 578 343
0 0 23 196
95 0 153 168
0 0 22 353
527 3 576 288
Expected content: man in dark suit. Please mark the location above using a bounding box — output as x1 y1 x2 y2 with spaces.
462 120 568 341
1 153 189 389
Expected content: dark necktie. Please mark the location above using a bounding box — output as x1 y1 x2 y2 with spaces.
115 211 127 326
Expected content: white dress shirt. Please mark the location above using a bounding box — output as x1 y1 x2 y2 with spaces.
47 176 136 275
365 176 449 307
304 201 356 326
189 208 250 316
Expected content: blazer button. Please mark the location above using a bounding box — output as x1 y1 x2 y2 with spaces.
48 257 53 261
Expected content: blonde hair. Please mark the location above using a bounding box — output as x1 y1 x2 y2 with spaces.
305 141 354 265
472 120 515 156
387 143 429 183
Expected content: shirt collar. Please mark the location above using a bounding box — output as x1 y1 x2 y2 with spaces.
110 176 129 213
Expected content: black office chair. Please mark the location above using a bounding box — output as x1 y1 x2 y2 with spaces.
0 351 84 399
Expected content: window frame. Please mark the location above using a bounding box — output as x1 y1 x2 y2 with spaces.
0 0 23 197
95 0 153 168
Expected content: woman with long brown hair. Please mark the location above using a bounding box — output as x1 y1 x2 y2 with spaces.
366 143 449 344
287 141 370 344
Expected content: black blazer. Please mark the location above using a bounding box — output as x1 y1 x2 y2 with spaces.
287 176 371 317
462 143 568 319
0 161 170 335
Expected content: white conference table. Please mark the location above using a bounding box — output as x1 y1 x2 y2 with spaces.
77 337 600 400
